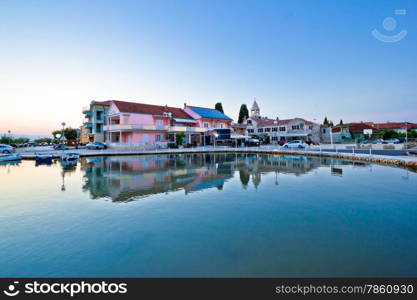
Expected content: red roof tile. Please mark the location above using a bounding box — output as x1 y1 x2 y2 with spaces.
374 122 416 130
347 123 377 133
251 117 317 127
110 100 194 120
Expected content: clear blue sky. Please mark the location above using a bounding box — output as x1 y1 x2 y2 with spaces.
1 0 416 136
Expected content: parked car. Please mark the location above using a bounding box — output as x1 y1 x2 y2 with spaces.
283 140 306 149
53 144 68 150
370 138 384 144
278 140 287 146
244 138 260 147
397 137 407 143
0 144 15 154
383 138 400 144
86 142 107 150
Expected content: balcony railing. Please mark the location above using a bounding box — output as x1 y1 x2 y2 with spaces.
168 126 206 133
103 124 207 133
104 124 169 131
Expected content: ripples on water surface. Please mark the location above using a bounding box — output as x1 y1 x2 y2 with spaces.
0 153 416 277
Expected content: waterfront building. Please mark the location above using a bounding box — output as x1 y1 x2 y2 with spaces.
244 101 322 144
183 104 233 145
105 100 199 147
372 122 417 134
100 100 234 147
82 100 111 142
322 123 377 143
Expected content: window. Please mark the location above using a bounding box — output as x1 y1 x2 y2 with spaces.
204 122 209 128
292 125 300 130
156 134 163 142
156 120 164 129
220 123 225 129
247 120 252 125
271 136 278 141
279 126 286 132
309 125 313 130
258 128 264 133
96 124 102 133
272 127 278 132
300 123 304 129
143 134 149 143
265 127 271 132
247 129 254 133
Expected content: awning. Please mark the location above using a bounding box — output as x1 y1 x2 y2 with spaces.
173 118 197 124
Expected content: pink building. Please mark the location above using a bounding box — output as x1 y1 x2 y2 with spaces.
103 100 234 147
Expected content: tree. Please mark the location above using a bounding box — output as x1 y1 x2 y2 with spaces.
35 137 53 144
215 102 224 113
52 127 78 143
323 117 329 127
239 169 250 187
238 104 249 124
175 132 185 146
339 119 343 126
0 135 29 145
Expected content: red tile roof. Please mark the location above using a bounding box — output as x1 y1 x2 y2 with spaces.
374 122 416 130
110 100 194 120
347 123 377 133
251 117 317 127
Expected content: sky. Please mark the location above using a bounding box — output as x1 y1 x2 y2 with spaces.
1 0 416 137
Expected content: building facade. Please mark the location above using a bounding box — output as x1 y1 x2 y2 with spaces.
244 101 322 144
184 104 233 145
82 100 111 142
99 100 233 148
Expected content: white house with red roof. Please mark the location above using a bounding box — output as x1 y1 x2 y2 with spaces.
244 101 322 144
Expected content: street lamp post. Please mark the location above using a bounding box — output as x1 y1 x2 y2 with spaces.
61 122 66 144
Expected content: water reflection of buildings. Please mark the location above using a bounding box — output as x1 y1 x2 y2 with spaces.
80 154 369 202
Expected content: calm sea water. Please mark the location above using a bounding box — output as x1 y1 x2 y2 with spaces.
0 153 416 277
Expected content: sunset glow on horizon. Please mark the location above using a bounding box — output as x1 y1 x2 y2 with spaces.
1 0 416 137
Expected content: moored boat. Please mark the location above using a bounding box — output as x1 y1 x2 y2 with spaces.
35 154 53 165
61 152 80 161
408 147 417 156
0 153 22 162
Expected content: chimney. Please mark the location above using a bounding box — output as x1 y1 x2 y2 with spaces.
184 102 187 109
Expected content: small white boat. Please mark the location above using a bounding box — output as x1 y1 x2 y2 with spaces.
408 147 417 156
0 153 22 162
61 152 80 161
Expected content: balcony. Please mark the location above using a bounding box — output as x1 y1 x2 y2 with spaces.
104 124 169 131
96 116 104 123
168 126 206 133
